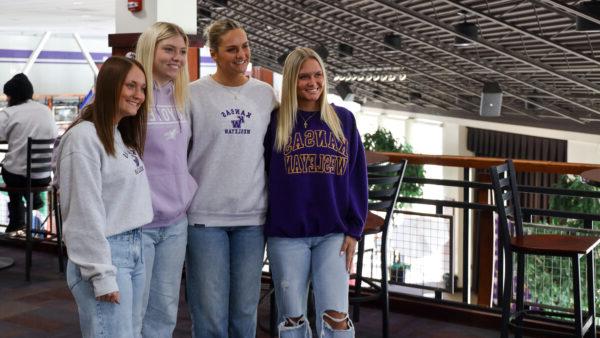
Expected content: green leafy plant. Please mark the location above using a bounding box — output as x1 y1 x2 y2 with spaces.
525 174 600 312
363 128 425 200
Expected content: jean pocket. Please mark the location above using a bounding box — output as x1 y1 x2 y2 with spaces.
66 263 83 290
110 240 133 268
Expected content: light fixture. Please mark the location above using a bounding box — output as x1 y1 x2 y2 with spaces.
480 81 503 117
335 82 354 101
332 71 407 82
338 43 353 58
454 10 478 47
383 33 402 50
576 0 600 32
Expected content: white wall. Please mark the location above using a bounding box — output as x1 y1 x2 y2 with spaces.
0 32 110 95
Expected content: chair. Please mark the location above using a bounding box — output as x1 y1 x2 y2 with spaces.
350 159 407 338
491 159 599 338
0 137 64 281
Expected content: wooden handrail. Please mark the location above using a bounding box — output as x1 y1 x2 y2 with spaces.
378 152 600 175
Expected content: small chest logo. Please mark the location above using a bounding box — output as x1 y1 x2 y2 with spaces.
122 149 145 174
221 108 252 135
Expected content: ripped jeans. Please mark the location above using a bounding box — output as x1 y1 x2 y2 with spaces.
267 233 354 338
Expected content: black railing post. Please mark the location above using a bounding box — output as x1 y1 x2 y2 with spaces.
463 167 470 303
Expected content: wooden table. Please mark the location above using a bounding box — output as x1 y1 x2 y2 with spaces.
365 151 389 165
581 168 600 188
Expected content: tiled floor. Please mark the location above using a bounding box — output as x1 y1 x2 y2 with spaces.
0 245 499 337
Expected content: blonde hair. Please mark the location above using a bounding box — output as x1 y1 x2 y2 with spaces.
135 22 189 111
275 47 344 152
204 18 245 51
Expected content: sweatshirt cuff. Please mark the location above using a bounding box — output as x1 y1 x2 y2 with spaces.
92 275 119 298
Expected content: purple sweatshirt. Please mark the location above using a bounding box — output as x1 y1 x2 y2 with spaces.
264 104 368 239
143 81 197 229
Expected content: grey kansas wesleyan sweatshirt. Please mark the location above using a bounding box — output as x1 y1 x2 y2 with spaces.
56 121 152 297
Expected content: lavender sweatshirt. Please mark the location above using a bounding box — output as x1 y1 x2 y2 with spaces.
264 105 368 239
143 81 197 229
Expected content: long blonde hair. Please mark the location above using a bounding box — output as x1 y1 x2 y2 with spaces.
135 22 189 111
275 47 344 152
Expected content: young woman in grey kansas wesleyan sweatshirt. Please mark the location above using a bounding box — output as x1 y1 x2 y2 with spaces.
56 56 153 338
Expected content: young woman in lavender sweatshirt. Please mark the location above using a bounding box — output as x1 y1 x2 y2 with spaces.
264 47 368 338
135 22 197 337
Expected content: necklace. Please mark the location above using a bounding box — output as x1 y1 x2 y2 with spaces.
299 112 317 128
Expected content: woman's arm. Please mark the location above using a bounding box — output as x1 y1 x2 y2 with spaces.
59 145 118 299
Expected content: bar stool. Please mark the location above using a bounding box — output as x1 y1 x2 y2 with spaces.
350 159 407 338
0 138 64 281
491 159 599 337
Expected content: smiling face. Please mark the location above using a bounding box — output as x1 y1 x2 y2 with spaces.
296 58 324 111
153 35 187 85
116 65 146 123
211 28 250 77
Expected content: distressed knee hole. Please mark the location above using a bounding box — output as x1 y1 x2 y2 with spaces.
322 310 352 330
284 315 306 327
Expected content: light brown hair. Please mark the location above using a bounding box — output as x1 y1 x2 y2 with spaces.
68 56 149 157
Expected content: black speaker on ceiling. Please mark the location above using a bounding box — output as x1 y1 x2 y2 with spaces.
479 82 502 117
335 82 354 101
576 1 600 32
338 43 353 58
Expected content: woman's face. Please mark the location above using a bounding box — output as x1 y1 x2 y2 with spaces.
117 65 146 123
296 58 324 109
211 28 250 76
153 35 187 85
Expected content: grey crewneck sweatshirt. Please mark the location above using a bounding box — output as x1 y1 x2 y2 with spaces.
57 121 153 297
0 100 58 178
187 76 278 226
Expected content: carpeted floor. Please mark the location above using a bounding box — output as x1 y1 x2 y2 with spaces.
0 245 499 337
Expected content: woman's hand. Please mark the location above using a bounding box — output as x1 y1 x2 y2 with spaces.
96 291 120 304
340 235 358 273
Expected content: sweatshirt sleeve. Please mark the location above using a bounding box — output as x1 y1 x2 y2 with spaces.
263 110 277 173
345 113 368 239
0 110 9 140
59 143 118 298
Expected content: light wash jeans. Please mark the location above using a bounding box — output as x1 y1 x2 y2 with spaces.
141 217 188 337
67 228 145 338
185 224 265 338
267 233 354 338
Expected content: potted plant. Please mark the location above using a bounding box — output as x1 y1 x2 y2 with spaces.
389 253 410 284
362 128 425 205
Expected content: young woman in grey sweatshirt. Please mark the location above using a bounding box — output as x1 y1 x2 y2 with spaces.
186 19 278 338
56 56 153 338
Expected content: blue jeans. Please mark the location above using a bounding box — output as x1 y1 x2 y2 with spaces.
67 228 145 338
141 217 187 337
186 225 265 338
267 233 354 338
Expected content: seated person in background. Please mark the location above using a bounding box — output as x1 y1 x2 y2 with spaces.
0 73 58 232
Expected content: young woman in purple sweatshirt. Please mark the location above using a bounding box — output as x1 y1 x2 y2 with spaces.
264 47 368 338
135 22 197 337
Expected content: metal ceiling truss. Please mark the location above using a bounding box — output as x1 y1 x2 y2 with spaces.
197 0 600 133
